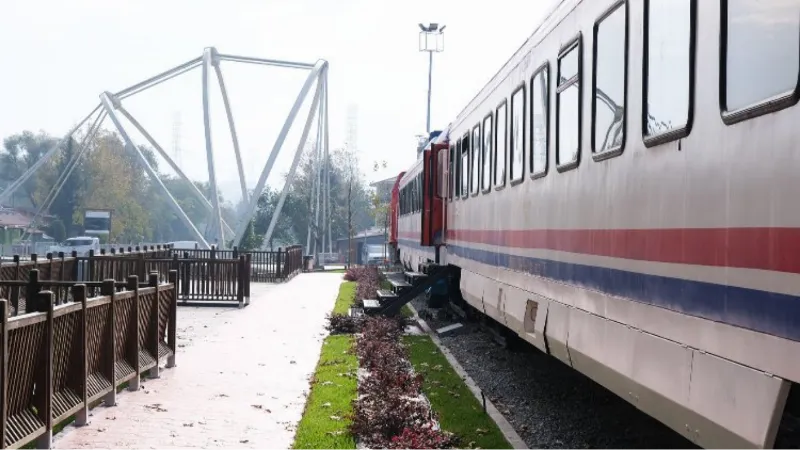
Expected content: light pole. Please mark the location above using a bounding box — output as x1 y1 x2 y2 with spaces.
419 23 445 135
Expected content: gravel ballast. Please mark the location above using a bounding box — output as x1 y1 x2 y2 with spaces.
411 296 697 449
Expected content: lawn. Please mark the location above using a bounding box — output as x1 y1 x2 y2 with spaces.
332 281 356 315
404 335 513 449
292 335 358 449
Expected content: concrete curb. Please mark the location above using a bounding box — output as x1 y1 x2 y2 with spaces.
407 304 528 449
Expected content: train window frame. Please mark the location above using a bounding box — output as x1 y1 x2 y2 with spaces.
471 124 481 197
529 62 550 180
461 132 470 200
509 82 527 186
591 0 628 161
481 112 494 194
642 0 696 147
494 99 508 190
556 34 582 173
720 0 800 125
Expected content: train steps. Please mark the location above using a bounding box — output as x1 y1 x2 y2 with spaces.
387 277 412 295
376 264 455 316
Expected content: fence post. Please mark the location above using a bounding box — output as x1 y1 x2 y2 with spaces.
237 255 245 309
26 269 40 315
88 249 96 284
137 252 146 281
102 279 117 407
11 255 19 315
167 270 178 368
148 272 161 377
34 290 54 449
244 253 251 301
128 275 141 391
0 299 7 448
73 284 90 426
276 247 283 281
71 250 79 282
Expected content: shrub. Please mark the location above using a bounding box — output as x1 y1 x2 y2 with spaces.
325 313 364 334
348 316 456 448
388 426 458 449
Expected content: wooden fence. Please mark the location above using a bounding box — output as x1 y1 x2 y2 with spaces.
173 244 303 283
0 273 177 449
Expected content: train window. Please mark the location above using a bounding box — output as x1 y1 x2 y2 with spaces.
530 64 549 177
461 133 470 198
557 37 581 170
510 85 526 183
644 0 693 144
482 114 493 192
495 101 507 187
722 0 800 123
448 143 455 201
471 125 481 195
454 139 461 199
592 1 627 157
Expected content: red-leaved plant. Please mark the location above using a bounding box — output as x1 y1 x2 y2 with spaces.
348 316 457 448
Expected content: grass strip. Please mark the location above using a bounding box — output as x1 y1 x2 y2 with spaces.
332 281 356 315
293 335 358 449
404 335 513 449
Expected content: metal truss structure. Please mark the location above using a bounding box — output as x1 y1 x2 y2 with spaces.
0 47 332 252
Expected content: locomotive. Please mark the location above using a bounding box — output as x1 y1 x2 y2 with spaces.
389 0 800 447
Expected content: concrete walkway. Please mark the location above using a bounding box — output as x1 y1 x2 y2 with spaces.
53 273 344 449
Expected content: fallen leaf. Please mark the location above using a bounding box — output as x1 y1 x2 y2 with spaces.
330 415 342 421
322 402 332 408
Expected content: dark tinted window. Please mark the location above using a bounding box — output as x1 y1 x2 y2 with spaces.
594 3 626 153
461 135 469 197
482 115 493 191
558 42 581 166
472 126 481 194
448 144 455 200
510 86 525 181
495 103 507 186
645 0 691 136
531 66 549 176
725 0 800 111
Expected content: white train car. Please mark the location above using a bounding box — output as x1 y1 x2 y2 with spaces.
393 0 800 447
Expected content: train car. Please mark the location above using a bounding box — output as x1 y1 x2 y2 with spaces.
390 0 800 447
395 132 449 271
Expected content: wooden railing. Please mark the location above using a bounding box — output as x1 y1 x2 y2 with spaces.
0 272 177 449
173 244 303 283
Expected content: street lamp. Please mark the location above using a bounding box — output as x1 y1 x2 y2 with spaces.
419 23 445 135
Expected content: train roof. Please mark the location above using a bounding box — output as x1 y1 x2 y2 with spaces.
451 0 579 128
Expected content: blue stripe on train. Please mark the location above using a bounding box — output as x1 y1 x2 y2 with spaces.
398 238 434 253
446 243 800 343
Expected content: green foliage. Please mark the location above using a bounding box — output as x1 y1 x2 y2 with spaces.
292 335 358 449
403 335 513 449
47 218 66 242
239 220 261 251
332 281 357 315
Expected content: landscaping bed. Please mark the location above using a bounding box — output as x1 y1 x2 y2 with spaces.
295 267 508 449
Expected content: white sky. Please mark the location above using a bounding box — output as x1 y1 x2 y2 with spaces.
0 0 557 205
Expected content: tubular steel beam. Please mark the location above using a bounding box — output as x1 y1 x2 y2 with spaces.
233 59 328 247
261 78 323 250
0 104 101 207
100 92 211 249
115 104 236 237
212 59 249 205
202 47 225 248
115 57 203 100
217 54 315 70
323 70 332 253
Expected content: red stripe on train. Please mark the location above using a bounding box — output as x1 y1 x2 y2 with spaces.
443 228 800 275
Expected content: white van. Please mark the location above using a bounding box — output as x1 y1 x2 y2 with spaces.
50 236 101 256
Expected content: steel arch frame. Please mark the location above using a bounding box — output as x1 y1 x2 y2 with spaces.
0 47 331 252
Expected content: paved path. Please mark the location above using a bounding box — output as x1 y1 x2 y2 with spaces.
53 273 344 449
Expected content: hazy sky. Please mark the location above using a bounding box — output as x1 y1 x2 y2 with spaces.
0 0 557 205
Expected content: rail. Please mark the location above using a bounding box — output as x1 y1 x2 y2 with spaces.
0 274 178 449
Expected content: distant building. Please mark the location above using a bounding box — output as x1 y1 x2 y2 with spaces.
369 175 397 205
334 227 387 265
